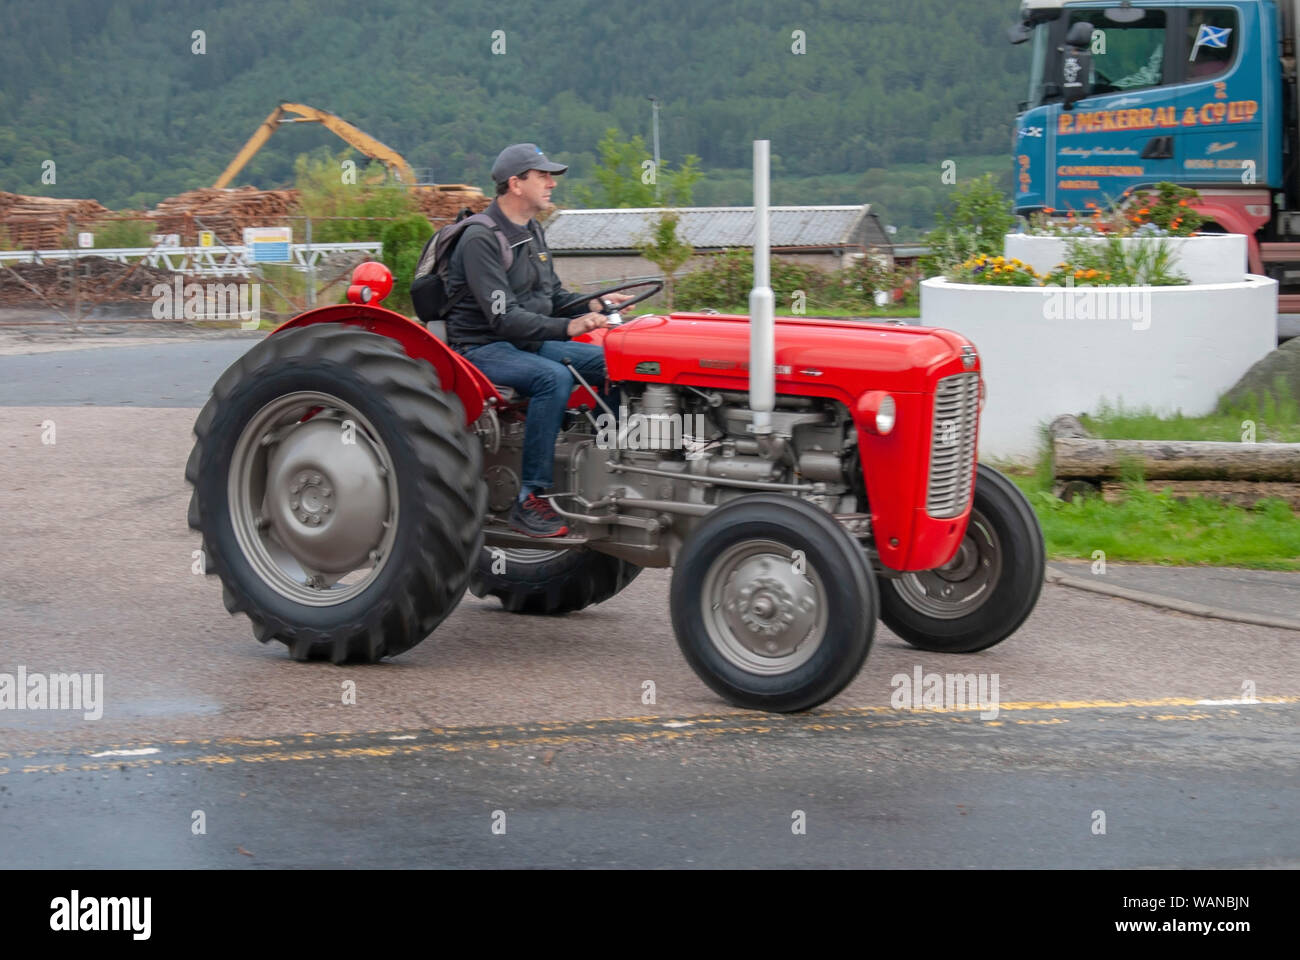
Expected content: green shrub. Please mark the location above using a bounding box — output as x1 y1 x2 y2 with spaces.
379 214 434 315
93 219 152 248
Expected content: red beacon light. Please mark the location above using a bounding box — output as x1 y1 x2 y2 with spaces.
346 262 394 305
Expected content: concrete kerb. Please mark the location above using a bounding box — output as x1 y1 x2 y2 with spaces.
1045 565 1300 632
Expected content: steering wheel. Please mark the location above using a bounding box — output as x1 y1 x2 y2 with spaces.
584 279 665 317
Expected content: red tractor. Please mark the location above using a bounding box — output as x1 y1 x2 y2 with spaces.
186 270 1044 712
186 147 1044 713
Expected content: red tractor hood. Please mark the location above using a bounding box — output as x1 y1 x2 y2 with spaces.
601 313 973 398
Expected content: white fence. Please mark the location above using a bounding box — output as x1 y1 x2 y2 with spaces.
0 242 383 278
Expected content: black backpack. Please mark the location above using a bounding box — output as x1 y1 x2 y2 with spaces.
410 207 513 324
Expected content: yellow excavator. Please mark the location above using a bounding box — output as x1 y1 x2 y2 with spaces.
212 102 484 199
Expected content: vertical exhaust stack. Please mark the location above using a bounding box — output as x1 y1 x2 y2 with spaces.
749 140 775 442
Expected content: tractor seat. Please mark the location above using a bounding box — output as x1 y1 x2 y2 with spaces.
424 319 520 404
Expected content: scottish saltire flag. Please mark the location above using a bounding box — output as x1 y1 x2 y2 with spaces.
1190 23 1231 61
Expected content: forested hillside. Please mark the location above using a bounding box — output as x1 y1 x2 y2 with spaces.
0 0 1028 230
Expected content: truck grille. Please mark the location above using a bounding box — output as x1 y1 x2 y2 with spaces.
926 372 980 518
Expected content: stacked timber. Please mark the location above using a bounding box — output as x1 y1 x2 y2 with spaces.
416 186 491 224
0 256 175 306
0 192 112 249
148 187 300 244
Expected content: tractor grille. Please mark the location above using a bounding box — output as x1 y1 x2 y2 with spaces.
926 372 980 518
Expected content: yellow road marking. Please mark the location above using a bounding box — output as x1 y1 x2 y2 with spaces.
4 695 1295 776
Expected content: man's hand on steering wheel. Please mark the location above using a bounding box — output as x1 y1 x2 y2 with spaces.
589 293 634 314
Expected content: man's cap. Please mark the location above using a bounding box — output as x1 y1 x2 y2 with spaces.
492 143 568 184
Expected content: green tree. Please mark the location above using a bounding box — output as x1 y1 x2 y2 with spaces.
571 128 702 208
294 149 418 243
637 210 694 308
925 172 1015 260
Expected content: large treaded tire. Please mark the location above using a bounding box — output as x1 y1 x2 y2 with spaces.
186 323 486 663
880 463 1044 653
469 547 642 614
671 494 877 713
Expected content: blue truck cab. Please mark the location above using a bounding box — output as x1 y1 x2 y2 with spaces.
1012 0 1282 210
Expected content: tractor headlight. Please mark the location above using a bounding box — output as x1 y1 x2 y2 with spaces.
876 395 896 434
858 391 896 435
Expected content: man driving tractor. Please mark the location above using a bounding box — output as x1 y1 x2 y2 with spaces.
444 143 632 538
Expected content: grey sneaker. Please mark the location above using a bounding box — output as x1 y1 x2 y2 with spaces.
509 493 569 538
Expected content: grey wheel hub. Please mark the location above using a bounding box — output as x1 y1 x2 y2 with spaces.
229 391 399 606
703 540 827 674
265 419 388 574
891 509 1002 619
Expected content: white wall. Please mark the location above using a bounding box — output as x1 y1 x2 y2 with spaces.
919 276 1278 462
1004 233 1248 285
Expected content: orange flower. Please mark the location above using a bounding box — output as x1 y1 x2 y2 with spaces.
1085 201 1098 209
1137 208 1150 215
1043 207 1055 214
1178 199 1188 207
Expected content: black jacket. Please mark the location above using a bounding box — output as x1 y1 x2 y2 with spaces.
444 199 590 352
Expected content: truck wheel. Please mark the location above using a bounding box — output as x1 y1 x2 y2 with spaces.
671 494 876 713
186 323 486 663
880 463 1044 653
469 547 642 614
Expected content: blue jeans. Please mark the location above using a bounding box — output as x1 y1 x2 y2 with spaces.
461 339 610 493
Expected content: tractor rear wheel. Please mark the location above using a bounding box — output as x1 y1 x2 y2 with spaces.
186 323 486 662
879 463 1044 653
469 546 642 614
671 494 876 713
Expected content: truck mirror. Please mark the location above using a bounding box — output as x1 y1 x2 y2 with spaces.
1061 22 1094 108
1062 48 1092 106
1007 21 1032 44
1065 21 1096 47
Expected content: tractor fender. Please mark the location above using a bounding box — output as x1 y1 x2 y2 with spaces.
271 304 500 425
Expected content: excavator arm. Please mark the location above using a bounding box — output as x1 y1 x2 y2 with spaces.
212 102 419 188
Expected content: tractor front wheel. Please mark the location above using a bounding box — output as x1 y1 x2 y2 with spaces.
879 463 1044 653
671 494 877 713
186 323 486 662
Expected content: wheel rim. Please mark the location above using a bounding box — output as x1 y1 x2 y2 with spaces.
700 539 827 675
891 508 1002 619
229 391 399 606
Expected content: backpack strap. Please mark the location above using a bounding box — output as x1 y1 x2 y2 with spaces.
456 213 514 271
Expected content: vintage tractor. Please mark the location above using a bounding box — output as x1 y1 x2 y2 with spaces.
186 143 1044 712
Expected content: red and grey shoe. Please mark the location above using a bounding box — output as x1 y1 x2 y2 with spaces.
509 493 570 538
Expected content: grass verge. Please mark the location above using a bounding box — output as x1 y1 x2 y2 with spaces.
1005 421 1300 570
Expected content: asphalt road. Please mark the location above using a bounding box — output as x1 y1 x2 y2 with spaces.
5 702 1297 868
1 336 1297 868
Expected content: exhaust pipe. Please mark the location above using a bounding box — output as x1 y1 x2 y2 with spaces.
749 140 775 441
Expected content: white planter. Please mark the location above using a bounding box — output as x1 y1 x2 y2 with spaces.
919 275 1277 462
1003 233 1248 285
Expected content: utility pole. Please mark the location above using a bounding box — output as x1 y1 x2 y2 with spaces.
648 96 661 201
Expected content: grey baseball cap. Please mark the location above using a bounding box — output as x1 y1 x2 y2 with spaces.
491 143 568 184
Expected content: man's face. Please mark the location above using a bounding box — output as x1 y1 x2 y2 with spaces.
513 169 556 212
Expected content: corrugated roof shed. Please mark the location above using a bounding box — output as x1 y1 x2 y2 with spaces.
545 205 889 253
